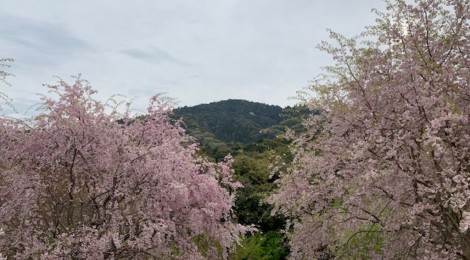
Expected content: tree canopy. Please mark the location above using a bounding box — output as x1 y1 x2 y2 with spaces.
0 79 244 259
270 0 470 258
2 0 469 259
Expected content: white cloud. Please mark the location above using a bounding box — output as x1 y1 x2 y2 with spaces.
0 0 386 113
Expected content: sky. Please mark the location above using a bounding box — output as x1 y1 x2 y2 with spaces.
1 0 386 116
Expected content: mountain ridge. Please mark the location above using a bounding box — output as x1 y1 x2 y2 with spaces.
173 99 284 144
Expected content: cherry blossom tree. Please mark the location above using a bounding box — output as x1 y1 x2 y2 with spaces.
0 58 14 108
0 78 244 259
0 58 13 85
270 0 470 258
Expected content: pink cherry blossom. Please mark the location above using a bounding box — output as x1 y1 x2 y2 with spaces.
0 78 244 259
270 0 470 258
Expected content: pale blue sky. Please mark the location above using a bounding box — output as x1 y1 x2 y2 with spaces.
1 0 386 115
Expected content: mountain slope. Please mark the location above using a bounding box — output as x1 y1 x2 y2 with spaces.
173 99 283 144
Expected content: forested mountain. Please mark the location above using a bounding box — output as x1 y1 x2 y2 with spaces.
2 1 467 259
172 99 309 161
171 100 311 259
173 99 283 144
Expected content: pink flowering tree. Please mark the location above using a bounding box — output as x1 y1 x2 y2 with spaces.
0 78 244 259
270 0 470 258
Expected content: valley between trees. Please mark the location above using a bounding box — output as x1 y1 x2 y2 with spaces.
1 0 470 259
173 100 310 259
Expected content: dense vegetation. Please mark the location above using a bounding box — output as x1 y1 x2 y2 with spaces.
173 100 282 144
173 101 309 162
271 0 470 258
172 100 281 163
1 0 469 259
0 80 245 259
173 101 310 259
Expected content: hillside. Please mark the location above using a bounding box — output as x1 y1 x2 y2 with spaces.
172 99 300 259
171 99 310 162
173 99 283 144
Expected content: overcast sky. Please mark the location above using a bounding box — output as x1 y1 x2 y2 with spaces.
1 0 386 115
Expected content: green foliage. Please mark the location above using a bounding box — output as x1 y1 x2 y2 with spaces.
233 154 271 187
331 199 343 209
173 99 283 145
193 234 224 259
230 231 289 260
231 149 289 233
335 224 385 259
262 105 312 137
172 100 309 163
171 99 306 258
234 186 286 232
